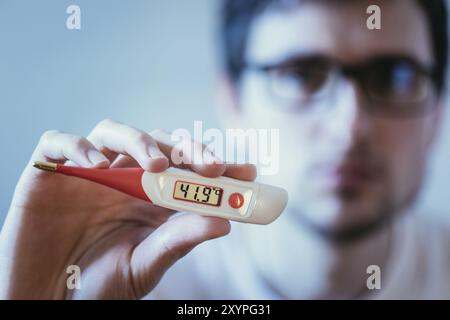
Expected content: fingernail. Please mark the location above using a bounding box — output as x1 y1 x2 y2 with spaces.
87 150 109 166
203 151 222 165
147 144 167 160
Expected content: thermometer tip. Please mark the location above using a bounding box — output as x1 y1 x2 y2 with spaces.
33 161 57 172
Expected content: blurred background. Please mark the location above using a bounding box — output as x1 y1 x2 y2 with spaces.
1 0 450 227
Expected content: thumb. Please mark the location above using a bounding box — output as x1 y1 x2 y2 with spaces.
129 213 231 298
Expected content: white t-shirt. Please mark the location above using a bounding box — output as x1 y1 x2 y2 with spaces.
148 210 450 299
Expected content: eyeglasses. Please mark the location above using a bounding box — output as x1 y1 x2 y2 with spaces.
246 55 439 117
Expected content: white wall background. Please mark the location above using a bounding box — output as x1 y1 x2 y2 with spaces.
0 0 449 227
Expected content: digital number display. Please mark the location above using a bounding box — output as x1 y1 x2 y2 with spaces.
173 181 223 206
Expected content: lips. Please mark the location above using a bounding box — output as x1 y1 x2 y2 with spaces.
324 160 377 191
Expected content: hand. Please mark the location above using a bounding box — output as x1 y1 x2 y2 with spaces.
0 119 256 299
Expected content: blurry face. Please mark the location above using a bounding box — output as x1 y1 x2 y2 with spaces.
226 0 443 237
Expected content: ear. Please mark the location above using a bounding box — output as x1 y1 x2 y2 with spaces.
427 97 446 149
215 75 242 128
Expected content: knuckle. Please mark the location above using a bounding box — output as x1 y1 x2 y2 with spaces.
66 136 90 155
149 128 165 136
38 130 64 151
40 129 60 143
134 131 153 146
97 118 116 130
89 118 117 141
149 129 171 144
157 235 179 262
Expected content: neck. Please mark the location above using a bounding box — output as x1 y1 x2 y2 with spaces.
244 211 394 299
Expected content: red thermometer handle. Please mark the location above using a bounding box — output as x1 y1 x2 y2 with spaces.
33 162 152 203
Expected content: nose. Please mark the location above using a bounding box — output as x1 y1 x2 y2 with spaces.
329 79 373 150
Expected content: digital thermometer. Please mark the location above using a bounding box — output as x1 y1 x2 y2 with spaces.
32 161 288 225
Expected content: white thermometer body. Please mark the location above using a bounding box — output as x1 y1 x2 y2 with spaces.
141 167 287 224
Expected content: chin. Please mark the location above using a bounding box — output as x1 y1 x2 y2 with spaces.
291 189 393 242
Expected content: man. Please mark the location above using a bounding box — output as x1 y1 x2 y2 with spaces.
0 0 449 299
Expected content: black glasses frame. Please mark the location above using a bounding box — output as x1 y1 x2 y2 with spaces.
244 54 440 117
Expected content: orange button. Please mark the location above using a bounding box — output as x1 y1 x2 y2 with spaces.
228 192 244 209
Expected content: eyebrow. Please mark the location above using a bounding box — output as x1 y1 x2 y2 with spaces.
249 52 435 73
247 52 328 70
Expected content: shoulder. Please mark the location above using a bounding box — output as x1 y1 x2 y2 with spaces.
370 211 450 299
405 211 450 297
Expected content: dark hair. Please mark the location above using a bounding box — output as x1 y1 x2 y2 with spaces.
220 0 448 92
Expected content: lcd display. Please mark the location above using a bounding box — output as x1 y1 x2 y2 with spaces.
173 181 223 206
